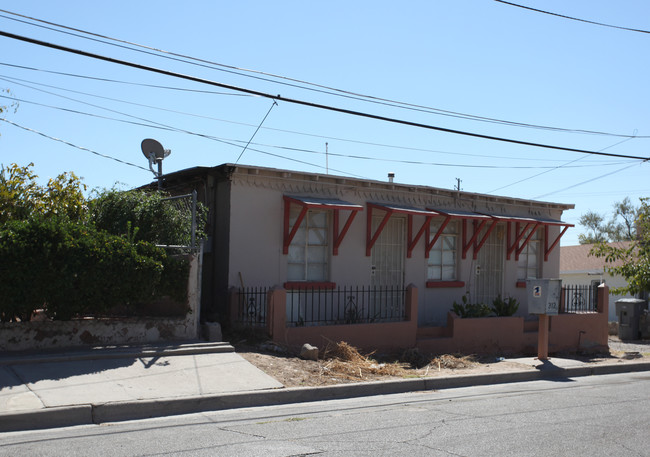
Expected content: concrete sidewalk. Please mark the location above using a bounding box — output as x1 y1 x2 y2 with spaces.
1 341 649 433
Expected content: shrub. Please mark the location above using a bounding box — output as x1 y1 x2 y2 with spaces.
87 188 206 247
451 294 492 318
0 219 188 322
491 295 520 317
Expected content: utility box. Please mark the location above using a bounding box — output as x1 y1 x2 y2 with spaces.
527 279 562 315
615 298 647 340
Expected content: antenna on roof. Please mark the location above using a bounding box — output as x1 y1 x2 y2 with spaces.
141 138 171 189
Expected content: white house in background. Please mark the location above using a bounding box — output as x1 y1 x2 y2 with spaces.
560 242 634 322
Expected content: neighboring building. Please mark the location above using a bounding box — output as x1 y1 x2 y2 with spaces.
560 242 634 322
156 163 574 327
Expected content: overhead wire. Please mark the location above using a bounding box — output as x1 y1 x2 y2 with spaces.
534 161 644 199
486 135 638 193
0 62 252 96
1 29 649 163
495 1 650 35
0 93 634 171
0 117 149 171
4 68 625 163
0 9 647 139
0 92 365 178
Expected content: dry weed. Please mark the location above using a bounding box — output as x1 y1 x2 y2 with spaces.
432 354 479 369
320 341 411 380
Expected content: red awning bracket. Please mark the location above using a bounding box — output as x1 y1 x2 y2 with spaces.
366 203 437 257
424 215 451 259
462 218 497 260
507 221 541 260
283 196 363 256
544 224 571 261
407 213 434 258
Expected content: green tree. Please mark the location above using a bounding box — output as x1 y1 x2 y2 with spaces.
591 198 650 295
578 198 639 244
0 163 87 224
578 211 608 244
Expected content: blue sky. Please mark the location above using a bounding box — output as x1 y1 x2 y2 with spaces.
0 1 648 245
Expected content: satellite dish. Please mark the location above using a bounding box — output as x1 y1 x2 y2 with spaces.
141 138 171 188
141 138 166 161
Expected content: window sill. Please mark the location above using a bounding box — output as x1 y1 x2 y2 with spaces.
426 281 465 288
284 281 336 290
516 281 527 288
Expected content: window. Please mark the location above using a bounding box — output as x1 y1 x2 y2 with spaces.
427 220 457 281
287 209 329 281
517 228 540 280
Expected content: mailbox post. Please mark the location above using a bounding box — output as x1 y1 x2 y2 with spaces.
527 279 562 360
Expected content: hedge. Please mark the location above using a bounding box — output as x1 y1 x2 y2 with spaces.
0 218 189 322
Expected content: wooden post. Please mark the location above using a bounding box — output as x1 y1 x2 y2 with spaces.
537 314 549 360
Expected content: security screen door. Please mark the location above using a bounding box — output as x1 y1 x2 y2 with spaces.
371 215 405 288
473 224 504 305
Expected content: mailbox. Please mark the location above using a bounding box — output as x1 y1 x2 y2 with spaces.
527 279 562 315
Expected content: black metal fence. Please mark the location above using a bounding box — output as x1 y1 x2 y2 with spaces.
562 284 598 313
233 287 268 327
286 285 407 326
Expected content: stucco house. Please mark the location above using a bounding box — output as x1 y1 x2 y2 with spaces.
156 163 574 329
560 242 634 322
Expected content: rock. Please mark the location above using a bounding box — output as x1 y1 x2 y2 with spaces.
202 322 222 342
300 343 319 361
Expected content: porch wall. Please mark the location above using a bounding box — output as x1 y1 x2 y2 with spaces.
233 284 609 356
418 284 610 355
265 284 419 352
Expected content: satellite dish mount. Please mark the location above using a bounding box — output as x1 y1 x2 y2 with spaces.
141 138 171 189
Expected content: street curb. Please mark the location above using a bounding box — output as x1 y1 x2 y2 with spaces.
0 342 234 366
0 406 92 433
3 360 649 432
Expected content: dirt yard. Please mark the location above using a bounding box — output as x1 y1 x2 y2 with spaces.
234 337 648 388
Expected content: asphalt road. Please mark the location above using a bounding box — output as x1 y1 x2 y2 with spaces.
1 372 648 456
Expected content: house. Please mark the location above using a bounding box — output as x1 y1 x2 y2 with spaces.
560 242 634 322
156 163 574 327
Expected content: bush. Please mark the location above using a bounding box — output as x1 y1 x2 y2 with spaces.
87 188 206 247
0 219 188 322
451 294 492 318
491 295 520 317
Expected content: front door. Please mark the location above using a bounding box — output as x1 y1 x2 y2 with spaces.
473 224 504 304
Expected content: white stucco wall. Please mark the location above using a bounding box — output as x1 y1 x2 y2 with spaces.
225 169 572 326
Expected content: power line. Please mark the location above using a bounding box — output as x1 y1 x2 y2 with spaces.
0 117 149 171
495 1 650 35
1 29 649 163
0 8 646 139
0 93 633 171
235 100 278 164
486 135 637 193
534 162 644 199
7 68 636 162
0 61 252 96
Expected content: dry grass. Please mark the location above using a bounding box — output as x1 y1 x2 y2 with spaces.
432 353 480 369
320 341 411 380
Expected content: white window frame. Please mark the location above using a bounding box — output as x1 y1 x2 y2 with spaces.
517 228 541 280
287 208 330 282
